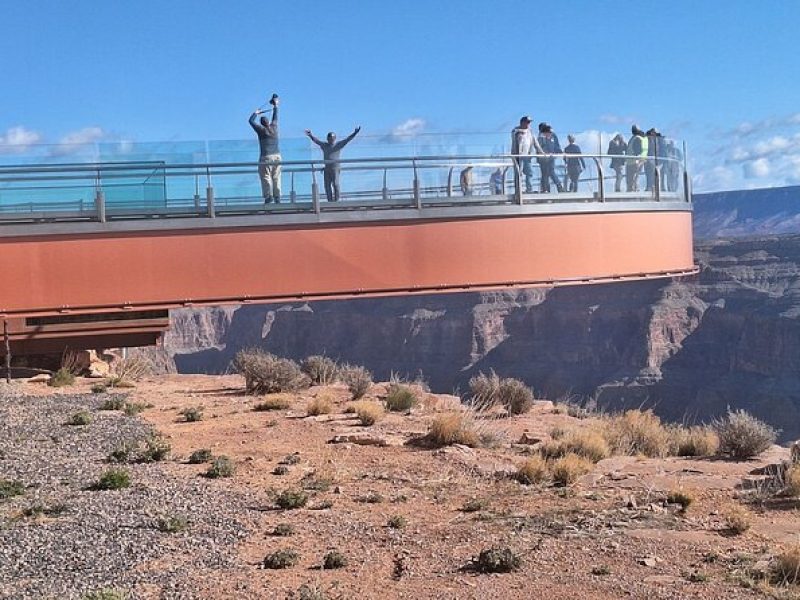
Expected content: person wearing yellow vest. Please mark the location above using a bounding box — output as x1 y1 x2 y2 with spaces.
625 125 648 192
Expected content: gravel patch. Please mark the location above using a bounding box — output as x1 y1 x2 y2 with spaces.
0 388 258 599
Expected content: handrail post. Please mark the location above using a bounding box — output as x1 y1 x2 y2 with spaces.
683 169 692 203
193 174 200 211
311 166 320 213
94 167 106 223
382 168 388 201
413 159 421 208
447 166 454 197
593 157 605 202
511 157 522 205
290 172 297 203
654 165 661 202
206 166 215 218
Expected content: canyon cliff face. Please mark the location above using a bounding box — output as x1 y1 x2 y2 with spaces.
160 234 800 441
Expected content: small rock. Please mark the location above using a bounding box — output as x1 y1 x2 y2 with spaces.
27 374 51 383
518 432 542 445
638 556 660 567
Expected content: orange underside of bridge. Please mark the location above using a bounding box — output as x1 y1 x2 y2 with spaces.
1 211 694 320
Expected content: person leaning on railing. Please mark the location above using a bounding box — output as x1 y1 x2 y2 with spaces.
563 135 586 193
249 94 281 203
537 122 564 193
305 127 361 202
510 116 542 193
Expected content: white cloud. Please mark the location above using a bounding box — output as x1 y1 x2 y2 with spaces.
743 158 771 179
692 166 737 192
0 126 43 154
48 126 106 157
599 113 636 125
391 118 426 138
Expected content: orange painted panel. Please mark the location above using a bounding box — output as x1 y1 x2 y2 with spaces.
0 211 693 317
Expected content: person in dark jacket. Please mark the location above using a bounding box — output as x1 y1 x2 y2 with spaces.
305 127 361 202
537 123 563 193
563 135 585 192
607 134 627 192
645 128 661 192
248 94 281 203
626 125 648 192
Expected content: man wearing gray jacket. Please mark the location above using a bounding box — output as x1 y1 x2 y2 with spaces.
249 94 281 203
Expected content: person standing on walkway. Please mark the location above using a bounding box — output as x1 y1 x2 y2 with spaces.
510 116 542 193
645 128 661 192
563 135 586 192
249 94 281 203
607 133 627 192
305 127 361 202
626 125 648 192
537 123 564 193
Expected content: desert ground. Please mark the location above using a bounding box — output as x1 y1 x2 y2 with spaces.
1 372 799 600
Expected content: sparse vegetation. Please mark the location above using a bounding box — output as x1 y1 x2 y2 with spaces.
92 383 109 394
425 412 480 447
82 590 127 600
93 468 130 491
340 364 372 399
66 410 92 426
123 401 147 416
180 406 203 422
472 547 522 573
461 498 489 512
280 453 301 465
300 471 333 492
273 465 290 475
205 456 235 478
516 456 549 485
301 355 339 385
357 492 384 504
0 479 24 499
306 396 333 416
785 464 800 497
263 548 300 569
140 435 171 462
272 523 295 536
233 349 310 394
156 514 188 533
666 489 694 512
387 514 407 529
253 394 292 411
187 448 213 464
468 371 534 415
774 545 800 585
713 409 777 459
111 354 152 383
723 503 752 535
289 583 327 600
601 410 671 458
591 565 611 576
350 400 384 426
550 453 592 486
671 425 720 457
384 384 418 412
276 489 308 510
99 396 126 410
49 367 76 388
322 550 348 569
560 429 610 463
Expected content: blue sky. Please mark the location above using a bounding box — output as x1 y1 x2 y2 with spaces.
1 0 798 191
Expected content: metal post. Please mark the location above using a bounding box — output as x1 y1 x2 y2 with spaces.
206 186 215 218
311 167 320 213
193 174 200 210
594 158 605 202
382 168 388 201
95 189 106 223
683 141 691 203
413 159 421 209
290 172 297 203
512 159 522 205
446 167 454 197
4 320 10 384
654 166 661 202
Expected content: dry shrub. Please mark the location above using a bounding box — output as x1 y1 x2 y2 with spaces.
468 370 533 415
666 488 694 512
301 355 339 385
60 348 83 375
549 426 568 440
340 364 372 400
539 439 567 460
516 456 548 485
49 367 75 388
601 410 671 458
775 545 800 585
671 425 720 457
713 409 777 459
349 400 384 426
233 349 310 394
307 396 333 416
426 412 480 447
112 354 152 382
384 384 418 412
785 464 800 497
254 394 292 411
550 453 592 486
561 429 610 463
722 503 752 535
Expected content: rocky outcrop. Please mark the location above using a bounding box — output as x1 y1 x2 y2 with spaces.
161 235 800 442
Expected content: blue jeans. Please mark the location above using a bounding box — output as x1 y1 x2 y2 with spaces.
518 157 534 192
